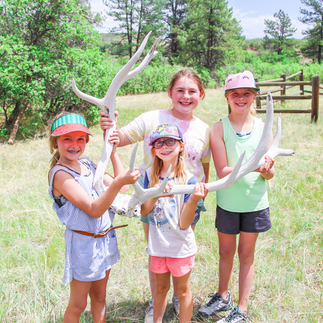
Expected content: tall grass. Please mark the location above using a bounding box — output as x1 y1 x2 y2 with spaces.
0 89 322 322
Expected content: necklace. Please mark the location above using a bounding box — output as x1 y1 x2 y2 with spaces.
58 158 81 174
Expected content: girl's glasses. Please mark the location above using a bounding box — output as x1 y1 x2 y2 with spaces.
153 138 177 149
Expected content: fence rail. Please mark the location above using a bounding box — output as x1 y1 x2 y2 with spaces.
254 70 320 122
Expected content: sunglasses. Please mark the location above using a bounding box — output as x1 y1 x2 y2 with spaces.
152 138 177 149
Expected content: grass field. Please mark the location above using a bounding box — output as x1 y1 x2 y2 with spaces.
0 88 322 322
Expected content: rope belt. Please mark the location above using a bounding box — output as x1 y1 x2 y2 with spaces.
72 224 128 238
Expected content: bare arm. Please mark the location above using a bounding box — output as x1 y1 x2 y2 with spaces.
210 121 233 179
103 129 130 192
141 197 159 217
53 168 141 218
179 183 208 230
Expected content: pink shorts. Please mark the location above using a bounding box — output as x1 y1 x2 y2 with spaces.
150 255 195 277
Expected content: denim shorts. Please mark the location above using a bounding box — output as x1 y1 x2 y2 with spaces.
215 205 271 235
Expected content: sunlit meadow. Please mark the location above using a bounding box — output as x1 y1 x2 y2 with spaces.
0 88 322 322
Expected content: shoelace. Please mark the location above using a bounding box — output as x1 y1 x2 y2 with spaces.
225 307 246 322
207 293 222 305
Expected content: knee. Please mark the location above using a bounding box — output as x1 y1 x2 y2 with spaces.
176 287 191 300
89 289 106 304
68 298 87 316
156 281 170 295
219 246 235 260
238 249 255 265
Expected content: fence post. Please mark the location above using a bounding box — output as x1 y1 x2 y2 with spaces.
280 73 286 103
255 77 261 109
311 74 320 123
300 69 304 95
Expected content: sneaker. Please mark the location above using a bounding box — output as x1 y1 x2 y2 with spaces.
144 299 154 323
198 292 233 317
217 305 248 322
172 295 180 315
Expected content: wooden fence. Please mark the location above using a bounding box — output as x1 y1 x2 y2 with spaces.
254 70 321 123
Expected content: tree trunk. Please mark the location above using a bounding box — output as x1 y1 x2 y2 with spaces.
7 101 27 144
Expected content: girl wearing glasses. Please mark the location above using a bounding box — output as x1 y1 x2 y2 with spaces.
141 123 208 323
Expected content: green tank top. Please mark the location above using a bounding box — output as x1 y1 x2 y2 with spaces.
216 116 269 212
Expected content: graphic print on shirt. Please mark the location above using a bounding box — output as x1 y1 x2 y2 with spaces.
150 197 176 227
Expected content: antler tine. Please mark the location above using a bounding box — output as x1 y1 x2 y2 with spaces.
129 142 172 203
72 79 104 111
151 150 246 197
126 37 160 80
236 92 274 180
266 115 295 158
102 31 158 108
129 142 139 172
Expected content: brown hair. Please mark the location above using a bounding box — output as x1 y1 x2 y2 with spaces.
225 89 258 116
168 69 205 99
149 141 188 187
48 112 89 169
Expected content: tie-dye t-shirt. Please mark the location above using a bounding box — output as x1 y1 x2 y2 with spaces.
121 109 211 182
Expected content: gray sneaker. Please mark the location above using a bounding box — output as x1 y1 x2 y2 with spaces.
172 295 180 315
198 292 233 317
217 305 248 322
144 299 154 323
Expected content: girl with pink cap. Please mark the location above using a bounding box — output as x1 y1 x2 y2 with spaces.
48 112 141 322
198 71 275 322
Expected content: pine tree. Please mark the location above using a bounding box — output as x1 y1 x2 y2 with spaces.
264 9 297 55
105 0 165 57
163 0 188 60
174 0 242 70
299 0 323 63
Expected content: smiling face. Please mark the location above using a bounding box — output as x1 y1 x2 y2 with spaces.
168 76 204 120
152 137 183 165
56 131 87 164
226 88 257 114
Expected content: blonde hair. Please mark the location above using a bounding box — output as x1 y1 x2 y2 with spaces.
149 141 188 188
225 89 258 116
49 112 89 169
168 69 205 99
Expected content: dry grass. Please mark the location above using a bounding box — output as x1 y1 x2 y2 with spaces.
0 88 322 322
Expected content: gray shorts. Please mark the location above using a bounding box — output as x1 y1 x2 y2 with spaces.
215 205 271 235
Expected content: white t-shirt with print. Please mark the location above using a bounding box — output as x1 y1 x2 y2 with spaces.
121 109 211 182
144 167 198 258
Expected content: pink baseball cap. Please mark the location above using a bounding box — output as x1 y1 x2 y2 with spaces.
224 70 259 93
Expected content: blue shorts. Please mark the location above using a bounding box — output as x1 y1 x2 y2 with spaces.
215 205 271 235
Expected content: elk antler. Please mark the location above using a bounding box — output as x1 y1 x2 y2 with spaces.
121 92 294 212
72 31 160 196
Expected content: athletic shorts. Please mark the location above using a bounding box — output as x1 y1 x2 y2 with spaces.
215 205 271 235
150 255 195 277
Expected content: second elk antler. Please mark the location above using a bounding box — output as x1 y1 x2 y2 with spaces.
124 92 294 212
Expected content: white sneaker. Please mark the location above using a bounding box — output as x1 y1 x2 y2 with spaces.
172 295 180 315
144 299 154 323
